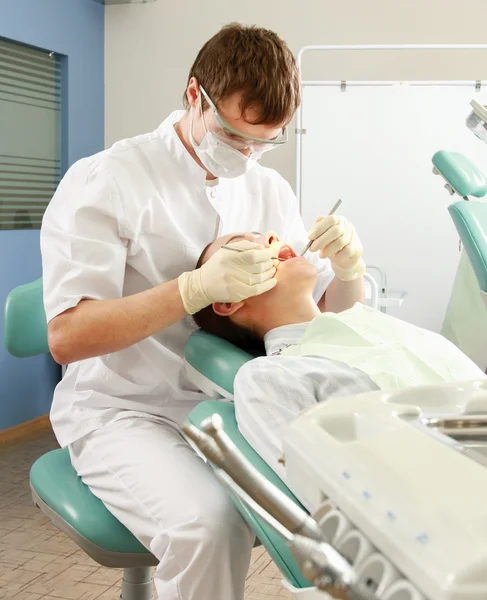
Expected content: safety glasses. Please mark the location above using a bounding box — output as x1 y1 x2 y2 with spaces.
199 85 288 152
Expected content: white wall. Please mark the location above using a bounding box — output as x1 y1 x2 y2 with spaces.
105 0 487 189
301 84 487 332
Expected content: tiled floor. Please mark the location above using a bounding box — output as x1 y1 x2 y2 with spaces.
0 429 291 600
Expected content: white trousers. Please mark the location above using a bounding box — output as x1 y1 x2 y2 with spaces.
68 411 254 600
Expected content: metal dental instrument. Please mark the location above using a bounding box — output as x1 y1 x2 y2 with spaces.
300 198 343 257
221 244 285 261
424 415 487 440
182 415 380 600
183 414 323 541
217 471 379 600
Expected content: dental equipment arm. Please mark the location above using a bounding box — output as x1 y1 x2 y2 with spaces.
182 415 379 600
466 99 487 144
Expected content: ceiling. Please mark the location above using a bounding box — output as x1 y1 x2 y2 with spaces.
91 0 158 5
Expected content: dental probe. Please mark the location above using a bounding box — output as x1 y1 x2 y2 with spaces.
220 244 284 261
300 198 343 257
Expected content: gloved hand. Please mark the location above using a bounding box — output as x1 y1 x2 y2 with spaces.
178 240 277 315
308 215 366 281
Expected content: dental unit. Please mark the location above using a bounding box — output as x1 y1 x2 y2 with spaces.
185 378 487 600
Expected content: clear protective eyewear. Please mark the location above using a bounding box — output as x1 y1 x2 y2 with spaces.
199 85 288 152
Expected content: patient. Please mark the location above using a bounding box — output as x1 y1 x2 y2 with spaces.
193 231 485 484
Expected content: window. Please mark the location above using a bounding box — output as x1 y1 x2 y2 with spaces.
0 38 62 230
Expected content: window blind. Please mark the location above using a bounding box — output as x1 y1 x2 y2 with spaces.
0 39 62 230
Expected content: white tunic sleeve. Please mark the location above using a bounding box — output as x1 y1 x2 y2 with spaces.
233 353 379 484
233 355 318 482
278 178 335 303
41 158 128 323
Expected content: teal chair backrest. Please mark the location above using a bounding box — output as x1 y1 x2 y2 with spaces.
449 201 487 294
4 278 49 358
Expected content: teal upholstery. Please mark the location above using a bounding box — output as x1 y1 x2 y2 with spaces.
432 151 487 198
185 330 310 587
4 278 49 357
5 277 308 586
31 448 148 553
4 277 153 562
185 330 254 396
449 201 487 294
187 401 310 589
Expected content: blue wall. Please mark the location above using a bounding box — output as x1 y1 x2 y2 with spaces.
0 0 104 431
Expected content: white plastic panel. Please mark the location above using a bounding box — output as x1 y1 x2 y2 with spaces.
284 378 487 599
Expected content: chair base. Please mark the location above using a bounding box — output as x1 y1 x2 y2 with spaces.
31 486 158 568
121 567 154 600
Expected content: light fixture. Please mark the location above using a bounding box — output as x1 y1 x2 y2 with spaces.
466 99 487 144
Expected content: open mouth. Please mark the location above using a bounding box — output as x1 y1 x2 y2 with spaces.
277 244 298 261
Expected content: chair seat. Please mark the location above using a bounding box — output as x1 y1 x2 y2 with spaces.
30 448 148 554
187 400 311 589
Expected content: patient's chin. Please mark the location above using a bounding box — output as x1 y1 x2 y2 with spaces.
276 258 317 282
274 263 317 295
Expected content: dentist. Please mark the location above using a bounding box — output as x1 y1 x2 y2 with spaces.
41 23 365 600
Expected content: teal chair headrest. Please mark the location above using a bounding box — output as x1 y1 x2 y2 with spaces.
4 277 49 358
184 329 254 396
432 151 487 199
449 201 487 294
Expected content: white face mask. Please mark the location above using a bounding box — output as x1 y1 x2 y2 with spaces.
189 103 261 179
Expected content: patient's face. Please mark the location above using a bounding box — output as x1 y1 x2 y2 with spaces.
195 231 319 341
203 231 317 293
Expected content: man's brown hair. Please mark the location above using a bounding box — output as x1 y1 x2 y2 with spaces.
183 23 300 126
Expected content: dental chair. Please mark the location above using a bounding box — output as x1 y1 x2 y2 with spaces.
432 151 487 370
432 150 487 299
185 331 312 591
4 278 310 599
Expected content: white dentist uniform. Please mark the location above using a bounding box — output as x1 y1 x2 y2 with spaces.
40 110 334 600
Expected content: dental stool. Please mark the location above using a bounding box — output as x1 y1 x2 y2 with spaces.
4 279 311 597
184 331 313 592
4 278 158 600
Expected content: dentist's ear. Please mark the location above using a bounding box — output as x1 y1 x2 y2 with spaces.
212 301 245 317
186 77 200 108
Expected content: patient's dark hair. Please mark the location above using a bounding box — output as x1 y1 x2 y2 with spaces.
192 243 266 356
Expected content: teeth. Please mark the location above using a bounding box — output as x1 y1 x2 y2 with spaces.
275 243 297 261
278 246 296 260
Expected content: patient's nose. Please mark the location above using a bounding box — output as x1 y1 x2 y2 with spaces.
263 231 280 247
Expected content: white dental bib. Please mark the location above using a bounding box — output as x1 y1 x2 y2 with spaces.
281 303 485 390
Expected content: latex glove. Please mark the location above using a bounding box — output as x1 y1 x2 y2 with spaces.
178 240 277 315
308 214 366 281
